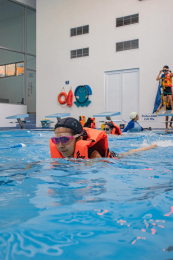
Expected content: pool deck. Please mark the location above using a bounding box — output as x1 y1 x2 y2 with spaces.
0 127 173 133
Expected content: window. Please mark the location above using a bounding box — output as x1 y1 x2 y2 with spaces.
16 62 24 76
116 40 139 52
71 48 89 59
116 14 139 27
6 64 15 76
0 66 5 78
70 25 89 37
0 62 24 78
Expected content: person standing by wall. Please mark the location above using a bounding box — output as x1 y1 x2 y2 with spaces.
156 66 173 114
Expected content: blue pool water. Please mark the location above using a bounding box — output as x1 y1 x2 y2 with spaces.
0 130 173 260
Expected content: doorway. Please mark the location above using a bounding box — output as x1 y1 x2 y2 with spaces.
105 69 139 121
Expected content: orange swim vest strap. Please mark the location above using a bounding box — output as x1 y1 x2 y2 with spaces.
84 127 109 157
109 121 122 135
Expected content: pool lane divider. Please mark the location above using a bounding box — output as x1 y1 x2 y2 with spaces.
0 143 26 150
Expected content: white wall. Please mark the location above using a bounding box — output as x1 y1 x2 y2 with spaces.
0 104 27 127
10 0 36 9
36 0 173 129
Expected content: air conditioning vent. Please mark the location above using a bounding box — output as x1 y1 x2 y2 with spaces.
116 39 139 52
77 26 82 35
77 49 82 57
71 28 76 37
131 39 139 49
71 48 89 59
83 25 89 34
70 25 89 37
116 18 123 27
116 42 123 52
124 41 131 50
71 50 77 58
124 16 131 26
132 14 139 24
83 48 89 56
116 14 139 27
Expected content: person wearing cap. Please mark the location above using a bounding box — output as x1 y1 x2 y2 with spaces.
49 117 156 160
50 117 107 159
123 112 144 132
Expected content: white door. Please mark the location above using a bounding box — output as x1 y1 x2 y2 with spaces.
105 71 121 120
105 69 139 121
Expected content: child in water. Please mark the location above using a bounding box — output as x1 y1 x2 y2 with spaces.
50 117 157 159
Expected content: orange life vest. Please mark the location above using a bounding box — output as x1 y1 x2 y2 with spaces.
49 127 111 159
109 122 122 135
162 73 172 88
90 118 95 128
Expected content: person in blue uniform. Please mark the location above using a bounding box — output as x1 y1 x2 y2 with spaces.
123 112 144 132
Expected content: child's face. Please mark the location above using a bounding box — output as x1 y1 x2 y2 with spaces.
54 127 77 157
163 67 169 75
104 124 112 134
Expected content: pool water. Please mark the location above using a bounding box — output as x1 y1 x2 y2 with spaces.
0 130 173 260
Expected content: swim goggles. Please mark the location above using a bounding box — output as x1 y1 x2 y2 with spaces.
163 70 169 72
104 128 110 131
51 134 80 145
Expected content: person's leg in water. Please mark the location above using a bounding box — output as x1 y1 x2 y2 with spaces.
162 95 167 114
168 94 173 114
165 116 169 131
169 116 173 129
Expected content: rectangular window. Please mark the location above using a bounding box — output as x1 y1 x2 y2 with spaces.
6 64 16 76
16 62 24 76
0 62 24 78
116 14 139 27
70 25 89 37
0 66 5 78
71 48 89 59
116 39 139 52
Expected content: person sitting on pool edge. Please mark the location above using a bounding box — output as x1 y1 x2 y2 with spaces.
49 117 157 159
103 122 122 135
123 112 144 133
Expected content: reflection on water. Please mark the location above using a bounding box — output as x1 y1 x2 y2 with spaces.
0 130 173 259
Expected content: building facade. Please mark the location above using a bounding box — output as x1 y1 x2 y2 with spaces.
37 0 173 129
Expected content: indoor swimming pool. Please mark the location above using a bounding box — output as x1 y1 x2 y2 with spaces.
0 130 173 260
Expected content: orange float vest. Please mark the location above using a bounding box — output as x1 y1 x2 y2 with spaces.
109 122 122 135
162 73 172 87
49 127 111 159
90 118 95 129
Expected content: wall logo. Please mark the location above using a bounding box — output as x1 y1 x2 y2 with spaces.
74 85 92 107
